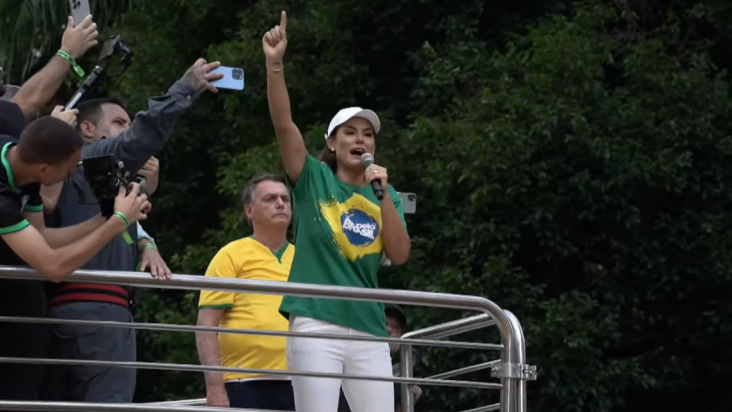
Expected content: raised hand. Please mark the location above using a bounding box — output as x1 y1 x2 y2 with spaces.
138 157 160 195
263 11 288 62
61 15 99 59
50 105 78 126
182 58 224 94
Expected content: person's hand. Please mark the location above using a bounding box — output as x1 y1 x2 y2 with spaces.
139 157 159 178
182 59 223 94
51 106 78 126
61 15 98 59
263 11 288 62
138 157 160 195
206 386 229 408
113 183 150 225
139 156 160 177
411 385 422 401
140 245 171 281
364 163 389 190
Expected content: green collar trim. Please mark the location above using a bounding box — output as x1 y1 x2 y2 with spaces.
1 142 19 193
249 236 289 263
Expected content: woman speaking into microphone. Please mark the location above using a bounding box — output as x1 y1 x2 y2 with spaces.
263 11 410 412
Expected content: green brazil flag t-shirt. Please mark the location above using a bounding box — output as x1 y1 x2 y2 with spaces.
280 154 407 337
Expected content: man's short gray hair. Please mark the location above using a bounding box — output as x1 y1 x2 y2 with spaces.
241 173 287 208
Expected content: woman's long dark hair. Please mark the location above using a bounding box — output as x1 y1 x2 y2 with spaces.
318 126 339 173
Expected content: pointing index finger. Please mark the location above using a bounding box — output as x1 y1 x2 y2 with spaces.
280 11 287 31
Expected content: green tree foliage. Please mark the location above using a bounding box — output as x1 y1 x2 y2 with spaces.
4 0 732 410
399 3 732 411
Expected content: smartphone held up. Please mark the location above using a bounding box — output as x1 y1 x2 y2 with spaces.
68 0 91 26
208 66 245 91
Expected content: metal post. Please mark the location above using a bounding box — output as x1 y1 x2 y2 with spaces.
504 310 527 412
399 344 414 412
499 344 514 412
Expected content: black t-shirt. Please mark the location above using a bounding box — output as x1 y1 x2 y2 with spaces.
0 100 26 138
0 135 44 266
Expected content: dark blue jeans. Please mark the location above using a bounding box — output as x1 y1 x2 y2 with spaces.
225 380 295 411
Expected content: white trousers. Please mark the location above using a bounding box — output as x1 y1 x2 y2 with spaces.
287 316 394 412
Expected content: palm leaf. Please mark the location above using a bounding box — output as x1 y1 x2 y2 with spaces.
0 0 133 83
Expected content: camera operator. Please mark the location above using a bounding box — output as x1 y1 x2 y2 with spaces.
41 99 168 278
0 115 150 411
0 15 98 136
39 59 222 405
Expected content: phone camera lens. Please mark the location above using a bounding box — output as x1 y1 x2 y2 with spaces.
232 69 243 80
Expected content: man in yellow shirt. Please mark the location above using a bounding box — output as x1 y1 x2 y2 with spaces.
195 174 294 410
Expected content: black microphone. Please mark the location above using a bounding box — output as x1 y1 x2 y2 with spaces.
361 153 384 200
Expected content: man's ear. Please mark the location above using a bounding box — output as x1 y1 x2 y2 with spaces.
79 120 95 139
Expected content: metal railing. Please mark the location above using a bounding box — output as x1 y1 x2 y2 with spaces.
0 266 537 412
147 314 508 410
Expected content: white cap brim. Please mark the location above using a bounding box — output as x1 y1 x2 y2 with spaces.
325 107 381 139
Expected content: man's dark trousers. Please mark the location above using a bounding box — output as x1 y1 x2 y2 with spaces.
0 280 49 412
42 302 135 402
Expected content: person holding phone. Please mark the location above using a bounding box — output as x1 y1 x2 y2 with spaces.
37 59 221 405
0 15 98 136
263 11 410 412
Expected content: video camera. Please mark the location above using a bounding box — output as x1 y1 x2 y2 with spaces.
81 155 147 218
65 35 134 110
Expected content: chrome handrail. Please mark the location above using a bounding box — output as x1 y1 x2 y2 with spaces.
148 399 206 406
397 312 530 412
0 267 535 412
0 316 501 351
399 314 501 412
428 360 501 380
145 313 502 408
0 401 263 412
0 357 501 390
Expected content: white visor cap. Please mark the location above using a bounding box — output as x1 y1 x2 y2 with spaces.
325 107 381 140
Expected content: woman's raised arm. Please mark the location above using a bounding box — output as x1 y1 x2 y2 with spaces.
263 11 308 184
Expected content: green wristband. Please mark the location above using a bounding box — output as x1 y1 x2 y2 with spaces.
143 243 157 250
56 49 85 77
112 212 130 227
